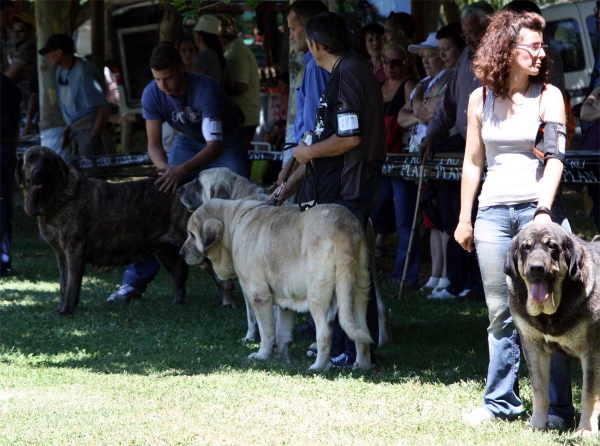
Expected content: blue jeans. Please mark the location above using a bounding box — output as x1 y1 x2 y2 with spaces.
1 143 16 276
370 176 396 235
474 201 573 422
390 177 421 284
122 132 250 292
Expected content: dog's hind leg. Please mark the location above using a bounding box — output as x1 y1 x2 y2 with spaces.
367 221 391 346
574 345 600 436
308 300 333 371
157 248 189 305
274 306 295 360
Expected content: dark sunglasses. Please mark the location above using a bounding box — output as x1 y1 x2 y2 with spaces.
381 56 405 67
13 28 26 33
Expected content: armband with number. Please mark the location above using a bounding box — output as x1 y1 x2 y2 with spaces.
336 110 361 137
202 117 223 142
533 121 566 164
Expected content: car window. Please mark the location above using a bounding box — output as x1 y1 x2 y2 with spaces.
585 14 599 61
545 18 586 72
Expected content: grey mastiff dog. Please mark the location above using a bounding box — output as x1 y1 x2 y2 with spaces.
181 198 374 371
178 167 392 347
505 222 600 436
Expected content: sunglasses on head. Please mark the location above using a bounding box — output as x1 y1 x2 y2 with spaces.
381 56 405 67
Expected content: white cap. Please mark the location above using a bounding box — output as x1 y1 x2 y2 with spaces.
193 15 219 35
408 32 438 53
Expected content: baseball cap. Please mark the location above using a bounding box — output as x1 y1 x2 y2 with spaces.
193 14 219 35
217 14 239 38
408 32 438 54
12 12 36 29
38 34 75 55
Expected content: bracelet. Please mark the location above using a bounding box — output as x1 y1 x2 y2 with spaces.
534 206 552 218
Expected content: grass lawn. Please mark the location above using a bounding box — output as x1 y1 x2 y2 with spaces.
0 187 598 445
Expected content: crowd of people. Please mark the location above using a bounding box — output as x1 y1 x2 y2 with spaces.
1 0 600 431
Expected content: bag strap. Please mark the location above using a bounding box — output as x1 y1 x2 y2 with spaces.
483 85 487 105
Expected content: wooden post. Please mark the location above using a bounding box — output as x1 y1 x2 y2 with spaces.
35 0 69 132
91 0 105 72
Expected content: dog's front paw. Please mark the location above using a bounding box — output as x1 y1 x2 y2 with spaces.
527 418 548 431
308 361 331 372
573 426 598 438
241 334 258 343
248 352 270 361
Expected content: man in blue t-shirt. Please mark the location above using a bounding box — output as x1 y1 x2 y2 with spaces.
39 34 109 163
107 42 249 303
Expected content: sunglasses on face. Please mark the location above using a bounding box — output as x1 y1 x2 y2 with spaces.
515 42 548 53
13 28 26 33
381 56 405 67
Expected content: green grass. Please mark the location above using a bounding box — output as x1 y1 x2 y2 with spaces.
0 191 598 445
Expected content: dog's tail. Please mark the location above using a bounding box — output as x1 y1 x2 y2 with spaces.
335 239 374 345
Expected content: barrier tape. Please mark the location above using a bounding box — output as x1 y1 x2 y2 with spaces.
17 141 599 184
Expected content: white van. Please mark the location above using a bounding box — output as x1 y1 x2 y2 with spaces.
540 0 598 105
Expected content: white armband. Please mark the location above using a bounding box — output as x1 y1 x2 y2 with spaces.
202 118 223 142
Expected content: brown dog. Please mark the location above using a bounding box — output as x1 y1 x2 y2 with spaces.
505 222 600 436
17 146 193 315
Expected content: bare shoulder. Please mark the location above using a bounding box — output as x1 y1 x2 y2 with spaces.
540 84 563 104
469 86 484 104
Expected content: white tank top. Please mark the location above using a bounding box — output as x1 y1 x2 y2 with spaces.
478 83 544 208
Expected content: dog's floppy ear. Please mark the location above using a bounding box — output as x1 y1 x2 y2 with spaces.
564 235 583 281
504 236 520 279
209 181 232 200
15 155 25 185
178 180 204 212
201 218 224 255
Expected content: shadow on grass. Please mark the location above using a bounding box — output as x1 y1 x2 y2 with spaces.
0 206 584 399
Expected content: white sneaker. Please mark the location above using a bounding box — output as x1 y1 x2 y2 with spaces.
459 288 472 297
462 407 494 425
106 285 141 303
427 288 457 300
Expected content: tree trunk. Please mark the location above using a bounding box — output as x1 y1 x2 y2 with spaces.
35 0 69 131
412 0 442 40
159 3 182 45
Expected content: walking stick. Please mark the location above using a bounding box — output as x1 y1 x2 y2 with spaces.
398 160 426 301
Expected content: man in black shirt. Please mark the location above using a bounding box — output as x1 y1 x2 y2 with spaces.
276 12 385 366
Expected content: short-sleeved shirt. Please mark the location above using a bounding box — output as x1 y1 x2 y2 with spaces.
222 37 260 126
294 51 329 143
310 54 385 202
142 71 242 142
193 49 222 84
56 58 107 126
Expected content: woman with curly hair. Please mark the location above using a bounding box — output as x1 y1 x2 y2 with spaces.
455 10 573 427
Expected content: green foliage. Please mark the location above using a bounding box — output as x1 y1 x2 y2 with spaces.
163 0 261 25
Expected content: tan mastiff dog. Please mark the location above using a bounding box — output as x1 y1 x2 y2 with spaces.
181 198 374 371
178 167 391 347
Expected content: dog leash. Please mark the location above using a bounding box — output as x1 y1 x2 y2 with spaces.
267 143 297 206
298 161 319 212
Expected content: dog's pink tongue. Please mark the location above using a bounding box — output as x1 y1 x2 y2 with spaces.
530 281 549 302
